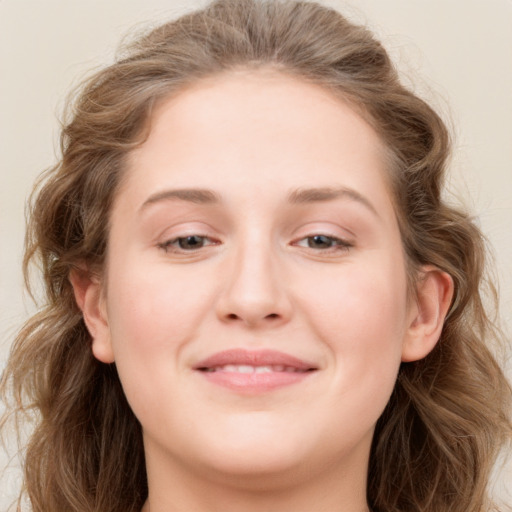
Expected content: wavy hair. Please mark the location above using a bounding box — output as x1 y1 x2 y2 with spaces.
2 0 511 510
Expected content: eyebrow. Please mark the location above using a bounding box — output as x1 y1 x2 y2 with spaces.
140 188 221 211
287 186 379 217
139 185 378 217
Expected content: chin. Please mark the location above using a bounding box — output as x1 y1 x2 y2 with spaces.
196 448 316 491
175 414 318 481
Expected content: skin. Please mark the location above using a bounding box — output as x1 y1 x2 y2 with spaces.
73 70 453 512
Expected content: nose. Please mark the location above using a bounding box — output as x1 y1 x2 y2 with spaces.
215 241 293 328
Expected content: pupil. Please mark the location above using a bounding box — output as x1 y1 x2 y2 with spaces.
179 236 204 249
309 235 332 248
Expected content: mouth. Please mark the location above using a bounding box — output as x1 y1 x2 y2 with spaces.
194 349 318 393
200 364 312 374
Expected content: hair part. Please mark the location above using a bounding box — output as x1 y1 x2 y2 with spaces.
1 1 511 511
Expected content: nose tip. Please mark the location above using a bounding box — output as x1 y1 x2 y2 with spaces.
219 293 291 328
216 252 292 328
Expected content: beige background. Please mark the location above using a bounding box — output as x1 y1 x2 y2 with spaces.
1 0 511 508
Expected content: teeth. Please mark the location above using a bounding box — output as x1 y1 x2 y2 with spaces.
208 364 303 373
254 366 273 374
236 365 254 374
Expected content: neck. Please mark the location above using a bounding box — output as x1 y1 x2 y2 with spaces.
142 441 371 512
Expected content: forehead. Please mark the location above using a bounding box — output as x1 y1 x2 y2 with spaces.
122 70 394 213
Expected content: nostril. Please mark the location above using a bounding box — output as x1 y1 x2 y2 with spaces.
225 312 280 322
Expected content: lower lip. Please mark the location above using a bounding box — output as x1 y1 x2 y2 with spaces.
197 370 314 393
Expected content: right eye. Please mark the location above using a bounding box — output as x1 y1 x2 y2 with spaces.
158 235 217 253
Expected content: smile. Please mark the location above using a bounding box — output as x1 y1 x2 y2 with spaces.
194 349 317 393
202 364 310 374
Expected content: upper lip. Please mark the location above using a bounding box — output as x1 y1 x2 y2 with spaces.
194 349 317 371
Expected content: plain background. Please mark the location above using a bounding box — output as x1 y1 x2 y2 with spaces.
1 0 511 508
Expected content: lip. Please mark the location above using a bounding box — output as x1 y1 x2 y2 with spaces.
193 349 318 393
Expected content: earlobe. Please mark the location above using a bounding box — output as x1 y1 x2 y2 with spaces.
69 268 115 364
401 266 454 362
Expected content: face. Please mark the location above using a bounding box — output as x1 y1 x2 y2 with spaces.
88 71 422 487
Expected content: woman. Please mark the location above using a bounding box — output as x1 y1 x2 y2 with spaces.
1 0 511 510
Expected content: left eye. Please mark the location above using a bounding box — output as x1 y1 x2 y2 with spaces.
160 235 216 252
295 234 351 250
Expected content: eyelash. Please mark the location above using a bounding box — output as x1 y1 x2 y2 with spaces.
293 234 353 254
158 235 218 253
158 233 352 255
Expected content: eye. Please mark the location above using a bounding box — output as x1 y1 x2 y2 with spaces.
294 234 352 252
159 235 217 253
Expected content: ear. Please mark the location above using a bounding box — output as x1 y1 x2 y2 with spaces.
69 267 115 364
401 266 454 362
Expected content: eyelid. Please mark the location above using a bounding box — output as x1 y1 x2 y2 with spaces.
158 234 220 253
290 221 354 242
154 220 222 256
295 234 351 245
293 234 352 249
154 219 218 241
289 222 355 258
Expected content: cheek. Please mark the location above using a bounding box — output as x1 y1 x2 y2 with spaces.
103 259 217 423
105 257 214 363
298 254 409 388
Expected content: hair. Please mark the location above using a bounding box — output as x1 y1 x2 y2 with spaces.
1 0 511 511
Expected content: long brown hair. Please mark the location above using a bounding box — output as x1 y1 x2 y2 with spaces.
2 1 511 510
